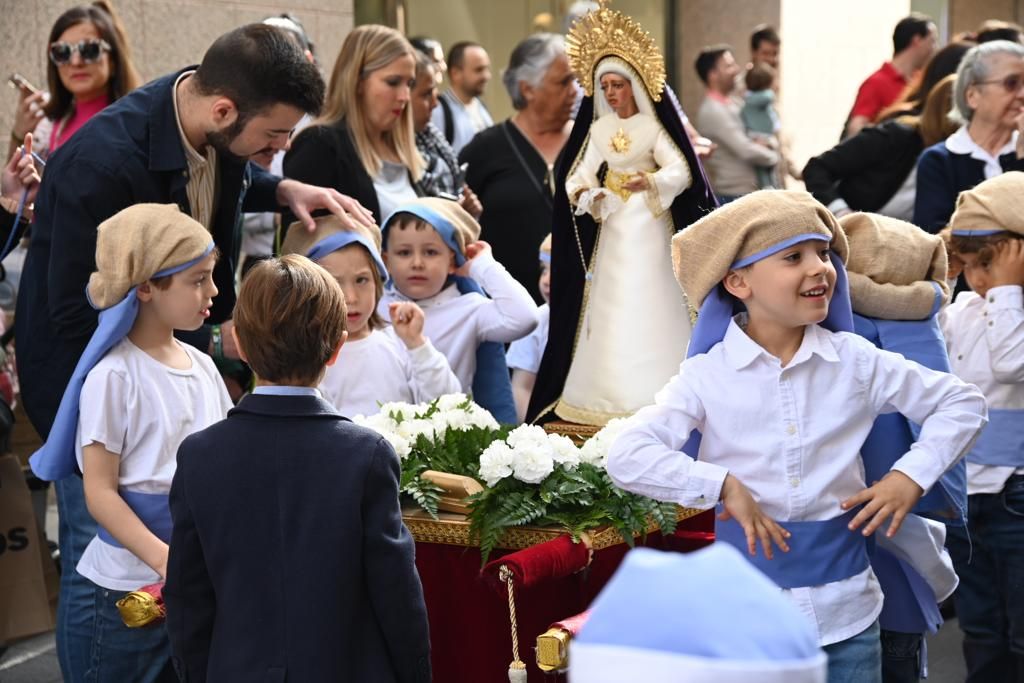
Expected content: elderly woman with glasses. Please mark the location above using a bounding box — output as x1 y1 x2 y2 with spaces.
7 1 140 162
914 40 1024 232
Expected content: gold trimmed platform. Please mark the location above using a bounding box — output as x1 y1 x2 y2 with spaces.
402 506 704 551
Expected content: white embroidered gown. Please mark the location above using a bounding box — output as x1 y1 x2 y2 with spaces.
556 111 694 425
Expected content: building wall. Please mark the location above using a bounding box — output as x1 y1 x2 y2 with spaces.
404 0 666 122
949 0 1023 36
0 0 353 142
778 0 911 173
674 0 781 127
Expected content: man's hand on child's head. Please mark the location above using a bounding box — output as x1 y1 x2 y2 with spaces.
389 302 426 349
841 470 924 538
454 241 492 278
719 474 790 560
987 239 1024 288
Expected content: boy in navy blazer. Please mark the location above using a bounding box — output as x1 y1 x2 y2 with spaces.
164 255 431 682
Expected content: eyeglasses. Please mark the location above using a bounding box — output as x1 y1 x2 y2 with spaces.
48 39 111 66
976 73 1024 93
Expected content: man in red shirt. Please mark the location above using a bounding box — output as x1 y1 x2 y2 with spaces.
844 13 937 138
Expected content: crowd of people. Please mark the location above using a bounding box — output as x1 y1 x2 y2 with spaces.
2 1 1024 682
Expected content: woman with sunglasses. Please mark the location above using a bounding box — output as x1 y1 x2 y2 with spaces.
914 40 1024 232
7 1 140 162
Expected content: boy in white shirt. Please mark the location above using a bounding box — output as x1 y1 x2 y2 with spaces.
940 171 1024 683
379 197 538 421
607 190 986 683
508 233 552 422
281 215 460 416
30 204 233 682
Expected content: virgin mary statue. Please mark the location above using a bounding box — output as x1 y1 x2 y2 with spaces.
527 4 717 426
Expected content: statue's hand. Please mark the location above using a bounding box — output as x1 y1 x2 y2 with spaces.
623 173 649 192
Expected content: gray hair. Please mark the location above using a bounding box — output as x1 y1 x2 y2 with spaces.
502 33 565 110
952 40 1024 123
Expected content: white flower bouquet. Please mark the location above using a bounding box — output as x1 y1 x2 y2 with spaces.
356 396 677 562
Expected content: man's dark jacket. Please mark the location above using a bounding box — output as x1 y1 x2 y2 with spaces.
15 69 281 436
164 393 432 683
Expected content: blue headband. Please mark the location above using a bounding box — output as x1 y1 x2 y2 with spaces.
539 251 552 265
950 228 1005 237
688 234 854 358
306 232 389 282
382 203 467 266
31 243 215 482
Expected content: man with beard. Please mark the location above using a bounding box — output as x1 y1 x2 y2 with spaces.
15 24 373 679
432 41 494 154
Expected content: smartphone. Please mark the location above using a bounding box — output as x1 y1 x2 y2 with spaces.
8 73 39 95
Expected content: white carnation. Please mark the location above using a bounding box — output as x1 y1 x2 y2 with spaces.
436 393 471 412
378 401 418 422
396 418 436 442
479 442 516 486
548 433 581 470
511 446 555 484
579 418 631 468
385 432 412 460
466 406 500 430
506 425 549 449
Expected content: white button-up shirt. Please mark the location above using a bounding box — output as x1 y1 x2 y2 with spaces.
941 286 1024 494
608 319 987 645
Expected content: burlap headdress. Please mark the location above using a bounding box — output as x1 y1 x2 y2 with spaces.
88 203 213 309
840 213 948 321
382 197 481 266
670 190 853 356
32 203 215 482
281 214 388 280
949 171 1024 238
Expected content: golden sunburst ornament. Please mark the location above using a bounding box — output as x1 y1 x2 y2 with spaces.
610 127 631 153
565 0 666 102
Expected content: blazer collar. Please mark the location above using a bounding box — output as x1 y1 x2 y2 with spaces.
229 393 348 421
148 67 199 173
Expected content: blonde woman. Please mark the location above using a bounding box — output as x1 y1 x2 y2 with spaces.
284 25 425 224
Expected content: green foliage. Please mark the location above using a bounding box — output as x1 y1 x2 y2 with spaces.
391 401 676 566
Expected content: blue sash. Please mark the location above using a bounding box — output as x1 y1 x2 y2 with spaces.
967 409 1024 467
97 489 172 548
870 546 941 635
853 314 966 523
715 510 869 589
454 276 517 424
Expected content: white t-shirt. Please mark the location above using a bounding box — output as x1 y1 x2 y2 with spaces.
506 303 550 374
75 338 233 590
319 327 460 417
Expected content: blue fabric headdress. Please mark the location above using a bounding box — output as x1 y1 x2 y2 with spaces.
572 546 827 682
31 204 215 481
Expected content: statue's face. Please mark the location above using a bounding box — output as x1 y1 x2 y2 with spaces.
599 73 635 116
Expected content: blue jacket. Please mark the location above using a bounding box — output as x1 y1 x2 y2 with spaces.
913 140 1024 233
15 69 281 436
165 392 432 683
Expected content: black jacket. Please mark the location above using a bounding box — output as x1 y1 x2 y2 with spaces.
165 392 432 683
803 120 923 213
913 140 1024 233
14 69 281 437
283 120 423 227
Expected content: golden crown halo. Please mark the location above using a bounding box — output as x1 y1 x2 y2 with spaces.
565 0 666 102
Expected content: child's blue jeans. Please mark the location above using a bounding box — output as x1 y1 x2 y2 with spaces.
946 473 1024 683
824 620 882 683
80 579 176 683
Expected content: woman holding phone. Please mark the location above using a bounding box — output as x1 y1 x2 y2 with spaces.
7 1 140 162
